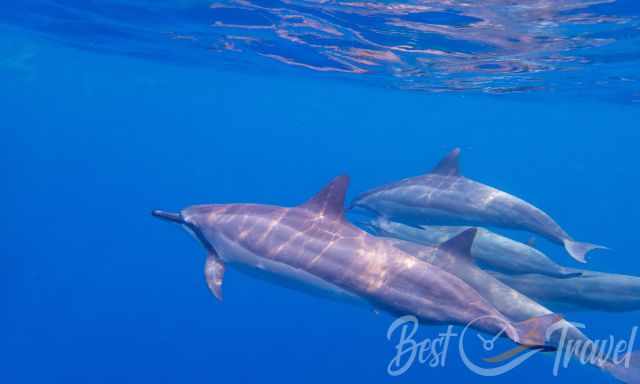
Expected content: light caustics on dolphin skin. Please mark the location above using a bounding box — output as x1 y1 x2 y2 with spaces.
350 147 608 263
153 176 640 383
2 0 639 101
153 176 565 350
380 235 638 381
360 216 583 278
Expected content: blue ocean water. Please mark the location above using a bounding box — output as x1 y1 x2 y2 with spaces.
2 1 640 383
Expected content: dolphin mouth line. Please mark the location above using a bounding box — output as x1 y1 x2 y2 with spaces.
152 209 219 256
152 210 184 224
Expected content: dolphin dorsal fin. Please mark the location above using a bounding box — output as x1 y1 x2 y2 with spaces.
438 227 477 264
430 148 461 176
301 175 350 220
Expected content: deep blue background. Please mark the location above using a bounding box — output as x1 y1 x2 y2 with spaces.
2 23 640 383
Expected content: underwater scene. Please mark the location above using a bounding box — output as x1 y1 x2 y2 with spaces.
2 0 640 383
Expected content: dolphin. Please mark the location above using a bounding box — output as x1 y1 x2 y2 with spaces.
378 235 639 383
360 217 581 278
152 175 559 348
489 269 640 313
349 148 606 263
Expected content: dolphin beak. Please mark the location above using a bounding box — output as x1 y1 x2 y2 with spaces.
152 210 184 224
152 209 217 255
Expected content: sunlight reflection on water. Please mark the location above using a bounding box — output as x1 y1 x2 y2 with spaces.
2 0 639 101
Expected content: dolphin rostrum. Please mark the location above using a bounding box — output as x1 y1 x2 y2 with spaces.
350 148 606 263
362 217 581 278
153 175 559 348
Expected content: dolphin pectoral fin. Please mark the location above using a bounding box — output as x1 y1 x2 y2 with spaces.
554 266 583 278
205 254 225 301
556 271 584 279
563 239 609 263
430 147 461 176
402 221 426 231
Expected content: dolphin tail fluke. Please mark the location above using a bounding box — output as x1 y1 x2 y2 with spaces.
603 351 640 384
511 314 563 349
563 239 608 263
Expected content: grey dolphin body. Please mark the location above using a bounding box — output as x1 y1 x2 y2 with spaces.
490 269 640 313
364 217 581 278
350 148 606 263
153 176 559 348
381 236 638 383
383 235 559 322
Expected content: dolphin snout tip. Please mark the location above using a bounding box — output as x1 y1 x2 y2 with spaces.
152 210 184 223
